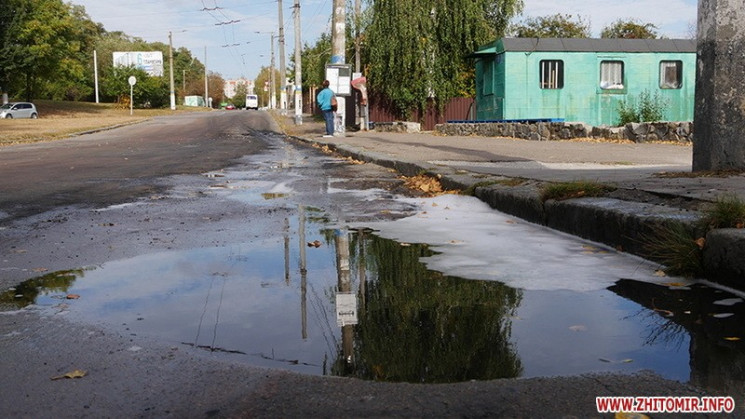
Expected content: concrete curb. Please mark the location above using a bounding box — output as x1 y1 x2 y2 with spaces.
291 134 745 289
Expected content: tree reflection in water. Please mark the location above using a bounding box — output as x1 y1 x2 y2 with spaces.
331 230 523 383
609 279 745 401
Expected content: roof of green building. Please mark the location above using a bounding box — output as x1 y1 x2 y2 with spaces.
472 38 696 56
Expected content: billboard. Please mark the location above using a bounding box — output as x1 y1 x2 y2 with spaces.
113 51 164 77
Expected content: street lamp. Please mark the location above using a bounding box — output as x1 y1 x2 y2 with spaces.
256 31 276 110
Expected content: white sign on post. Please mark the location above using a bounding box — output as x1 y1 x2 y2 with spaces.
335 292 358 326
128 76 137 115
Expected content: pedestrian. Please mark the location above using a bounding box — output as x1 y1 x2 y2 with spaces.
316 80 336 137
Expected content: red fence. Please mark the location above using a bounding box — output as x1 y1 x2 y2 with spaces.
305 90 475 132
368 97 475 131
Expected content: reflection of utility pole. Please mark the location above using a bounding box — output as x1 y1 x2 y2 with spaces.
357 228 366 314
299 205 308 340
335 229 354 369
284 217 290 285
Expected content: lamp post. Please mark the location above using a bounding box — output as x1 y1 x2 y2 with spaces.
168 31 176 110
256 31 276 110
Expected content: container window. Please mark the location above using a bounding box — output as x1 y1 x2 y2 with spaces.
540 60 564 89
600 61 624 90
660 61 682 89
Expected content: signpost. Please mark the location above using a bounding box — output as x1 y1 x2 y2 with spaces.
128 76 137 115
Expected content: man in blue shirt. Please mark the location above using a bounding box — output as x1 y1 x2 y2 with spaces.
316 80 336 137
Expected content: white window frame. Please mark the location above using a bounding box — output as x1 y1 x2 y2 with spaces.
660 61 682 89
600 61 624 90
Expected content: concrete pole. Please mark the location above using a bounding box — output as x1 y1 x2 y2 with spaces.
169 31 176 110
331 0 346 135
278 0 287 113
270 33 276 110
293 0 303 125
93 50 99 104
693 0 745 171
204 46 209 108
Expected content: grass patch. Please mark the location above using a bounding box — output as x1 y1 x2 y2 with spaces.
699 194 745 230
540 180 615 202
462 178 526 196
642 194 745 277
1 99 208 146
642 222 705 277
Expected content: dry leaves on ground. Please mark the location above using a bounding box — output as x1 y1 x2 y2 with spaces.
401 174 458 196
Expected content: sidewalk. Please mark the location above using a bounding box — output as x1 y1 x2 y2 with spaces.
284 115 745 287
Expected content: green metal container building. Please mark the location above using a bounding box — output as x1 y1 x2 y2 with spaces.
471 38 697 126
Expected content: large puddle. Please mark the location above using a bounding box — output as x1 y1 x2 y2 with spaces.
2 202 745 393
2 141 745 396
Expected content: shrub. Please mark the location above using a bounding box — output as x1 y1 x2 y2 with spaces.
617 89 667 126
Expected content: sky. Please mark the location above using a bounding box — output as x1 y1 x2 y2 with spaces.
70 0 699 82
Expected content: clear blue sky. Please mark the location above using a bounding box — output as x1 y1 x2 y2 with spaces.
71 0 699 82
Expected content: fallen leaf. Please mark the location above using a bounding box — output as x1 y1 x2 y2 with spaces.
695 237 706 249
653 270 667 277
65 294 80 300
51 369 87 380
307 240 322 248
615 413 650 419
724 337 741 341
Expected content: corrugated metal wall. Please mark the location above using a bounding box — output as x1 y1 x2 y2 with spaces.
368 97 475 131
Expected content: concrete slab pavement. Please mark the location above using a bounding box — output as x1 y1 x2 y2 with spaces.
282 115 745 287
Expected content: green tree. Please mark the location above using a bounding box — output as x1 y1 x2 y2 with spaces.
364 0 522 119
0 0 101 101
254 66 280 108
232 82 248 106
298 33 332 92
601 19 660 39
508 13 591 38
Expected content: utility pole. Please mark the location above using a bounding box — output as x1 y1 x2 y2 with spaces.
331 0 346 135
169 31 176 110
293 0 303 125
271 33 276 109
93 50 99 104
354 0 361 73
278 0 287 113
204 46 209 108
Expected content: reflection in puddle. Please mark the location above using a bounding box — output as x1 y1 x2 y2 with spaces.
3 211 745 391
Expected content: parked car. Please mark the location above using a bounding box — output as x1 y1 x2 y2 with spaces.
0 102 38 119
226 104 236 110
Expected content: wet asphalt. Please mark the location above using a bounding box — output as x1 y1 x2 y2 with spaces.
0 111 742 418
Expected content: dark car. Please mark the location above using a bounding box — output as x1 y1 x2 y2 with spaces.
0 102 39 119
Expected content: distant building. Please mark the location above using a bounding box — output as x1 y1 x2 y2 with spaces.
471 38 696 126
224 78 254 99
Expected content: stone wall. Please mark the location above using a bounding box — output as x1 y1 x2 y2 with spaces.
434 121 694 143
372 121 421 133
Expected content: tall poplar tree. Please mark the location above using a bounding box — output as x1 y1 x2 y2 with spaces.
364 0 522 119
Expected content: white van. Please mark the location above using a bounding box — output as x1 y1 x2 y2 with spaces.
245 95 259 110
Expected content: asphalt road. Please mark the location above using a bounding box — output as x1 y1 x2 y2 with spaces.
0 111 738 418
0 111 275 221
